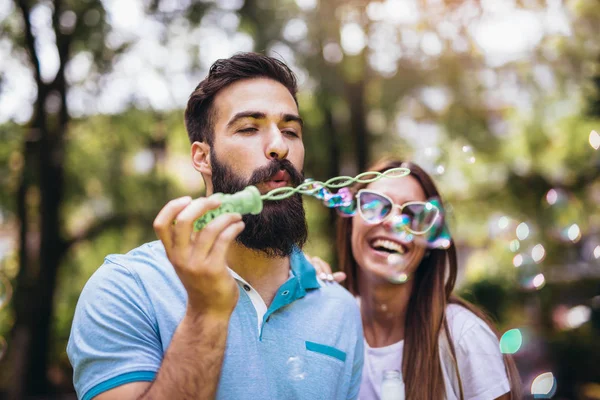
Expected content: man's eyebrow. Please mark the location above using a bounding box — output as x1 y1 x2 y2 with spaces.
282 113 304 128
226 111 267 128
226 111 304 128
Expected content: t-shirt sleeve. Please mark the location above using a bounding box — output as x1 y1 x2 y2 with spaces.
347 305 365 400
455 321 511 400
67 259 163 400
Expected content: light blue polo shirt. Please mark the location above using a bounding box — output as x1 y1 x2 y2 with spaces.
67 241 363 400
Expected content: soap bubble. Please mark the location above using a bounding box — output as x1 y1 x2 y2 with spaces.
461 145 476 164
488 215 516 239
412 147 448 177
516 259 545 291
531 372 557 398
387 253 406 267
384 253 410 284
387 272 409 284
287 356 306 381
542 189 584 242
488 215 520 250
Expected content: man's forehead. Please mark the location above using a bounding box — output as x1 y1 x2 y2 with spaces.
213 78 299 119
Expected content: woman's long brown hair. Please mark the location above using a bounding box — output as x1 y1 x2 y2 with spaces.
336 158 522 400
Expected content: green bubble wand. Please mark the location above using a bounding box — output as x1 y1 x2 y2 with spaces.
193 167 410 231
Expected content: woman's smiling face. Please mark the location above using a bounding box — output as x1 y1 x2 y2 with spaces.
350 175 428 283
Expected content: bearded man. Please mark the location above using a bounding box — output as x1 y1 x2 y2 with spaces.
67 53 363 400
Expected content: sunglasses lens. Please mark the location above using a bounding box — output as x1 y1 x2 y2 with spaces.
403 203 438 234
358 192 392 223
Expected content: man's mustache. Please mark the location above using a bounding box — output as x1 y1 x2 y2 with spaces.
247 159 304 188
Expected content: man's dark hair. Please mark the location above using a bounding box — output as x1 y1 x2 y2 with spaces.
184 52 299 145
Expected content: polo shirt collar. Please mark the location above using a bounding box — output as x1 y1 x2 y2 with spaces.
227 247 321 340
289 247 321 291
227 247 321 293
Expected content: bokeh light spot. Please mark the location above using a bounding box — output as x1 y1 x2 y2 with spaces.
589 130 600 150
532 273 545 289
498 216 510 230
531 372 557 398
566 305 591 329
546 189 558 205
499 329 522 354
513 254 523 267
516 222 530 240
323 42 343 64
531 244 546 263
566 224 581 243
509 239 520 252
341 23 366 56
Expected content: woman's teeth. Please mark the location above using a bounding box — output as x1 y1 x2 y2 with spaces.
371 239 405 254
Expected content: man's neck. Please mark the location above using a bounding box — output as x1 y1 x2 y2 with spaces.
227 242 291 307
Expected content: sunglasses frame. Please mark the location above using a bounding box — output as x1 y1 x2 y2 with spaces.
355 189 440 235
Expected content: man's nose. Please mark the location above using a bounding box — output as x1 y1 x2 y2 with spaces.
265 127 289 160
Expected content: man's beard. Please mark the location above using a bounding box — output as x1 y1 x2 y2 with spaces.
210 149 308 258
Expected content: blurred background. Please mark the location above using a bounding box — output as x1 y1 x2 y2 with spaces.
0 0 599 398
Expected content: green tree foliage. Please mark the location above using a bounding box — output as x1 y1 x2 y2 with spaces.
0 0 599 398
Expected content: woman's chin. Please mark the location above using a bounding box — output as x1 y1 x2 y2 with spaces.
363 258 412 285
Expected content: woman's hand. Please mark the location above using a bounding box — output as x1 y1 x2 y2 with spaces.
306 255 347 283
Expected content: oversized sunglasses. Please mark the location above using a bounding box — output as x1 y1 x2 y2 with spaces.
356 189 440 235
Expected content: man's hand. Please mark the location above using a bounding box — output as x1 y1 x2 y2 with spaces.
153 196 245 318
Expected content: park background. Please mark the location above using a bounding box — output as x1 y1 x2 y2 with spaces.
0 0 599 398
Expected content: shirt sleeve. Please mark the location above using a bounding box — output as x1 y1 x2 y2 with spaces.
347 306 365 400
455 321 511 400
67 259 163 400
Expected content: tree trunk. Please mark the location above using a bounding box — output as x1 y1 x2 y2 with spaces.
318 93 341 267
10 126 66 397
346 79 369 172
588 56 600 117
9 0 69 396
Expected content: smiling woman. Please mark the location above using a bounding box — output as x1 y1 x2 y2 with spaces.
334 157 522 400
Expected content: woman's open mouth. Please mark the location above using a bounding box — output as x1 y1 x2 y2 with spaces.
369 238 407 256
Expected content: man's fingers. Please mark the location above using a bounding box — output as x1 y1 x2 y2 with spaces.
153 196 192 249
203 220 245 265
193 213 243 260
172 197 222 251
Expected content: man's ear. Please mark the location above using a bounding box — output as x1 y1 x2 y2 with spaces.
191 141 212 177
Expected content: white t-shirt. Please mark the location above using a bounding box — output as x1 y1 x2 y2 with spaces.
359 304 511 400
